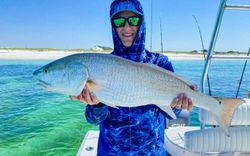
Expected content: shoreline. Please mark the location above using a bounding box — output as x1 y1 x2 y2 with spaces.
0 50 245 61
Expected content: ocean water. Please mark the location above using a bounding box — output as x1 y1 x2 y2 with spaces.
0 58 249 156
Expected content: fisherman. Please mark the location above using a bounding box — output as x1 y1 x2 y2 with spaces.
71 0 196 155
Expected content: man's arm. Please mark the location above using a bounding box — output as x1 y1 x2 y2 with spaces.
85 103 109 124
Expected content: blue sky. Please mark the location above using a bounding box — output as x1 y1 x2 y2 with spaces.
0 0 249 52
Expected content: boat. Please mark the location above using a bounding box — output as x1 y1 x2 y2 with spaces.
77 0 250 155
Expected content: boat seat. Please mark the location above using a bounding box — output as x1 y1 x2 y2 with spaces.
184 127 250 152
184 99 250 153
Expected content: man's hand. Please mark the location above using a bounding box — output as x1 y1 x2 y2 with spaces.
70 86 100 105
170 84 198 111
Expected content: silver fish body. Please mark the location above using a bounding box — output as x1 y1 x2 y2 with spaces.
33 53 244 135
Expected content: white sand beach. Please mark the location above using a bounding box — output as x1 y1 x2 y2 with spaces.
0 50 78 60
0 50 245 61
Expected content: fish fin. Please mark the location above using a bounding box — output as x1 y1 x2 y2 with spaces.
110 105 119 109
158 105 177 119
213 97 245 136
100 100 119 109
67 62 89 96
86 80 102 92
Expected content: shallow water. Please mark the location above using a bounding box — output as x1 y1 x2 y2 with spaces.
0 59 249 155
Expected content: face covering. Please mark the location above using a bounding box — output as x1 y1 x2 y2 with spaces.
110 0 147 62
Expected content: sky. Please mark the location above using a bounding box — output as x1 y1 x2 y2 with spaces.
0 0 249 52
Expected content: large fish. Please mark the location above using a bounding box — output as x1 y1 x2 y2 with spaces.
33 53 244 135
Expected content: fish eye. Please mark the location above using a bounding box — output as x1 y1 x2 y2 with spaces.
44 69 48 73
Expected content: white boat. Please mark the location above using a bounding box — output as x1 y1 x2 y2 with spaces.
77 0 250 155
77 100 250 156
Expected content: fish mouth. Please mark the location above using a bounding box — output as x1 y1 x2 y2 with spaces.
33 68 42 76
37 80 51 89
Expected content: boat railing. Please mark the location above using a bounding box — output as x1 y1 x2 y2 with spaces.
201 0 250 94
199 0 250 155
201 0 250 125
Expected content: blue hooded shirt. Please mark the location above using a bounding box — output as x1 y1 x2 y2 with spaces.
85 0 181 155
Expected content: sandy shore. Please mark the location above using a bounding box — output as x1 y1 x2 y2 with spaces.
0 50 244 61
0 50 79 60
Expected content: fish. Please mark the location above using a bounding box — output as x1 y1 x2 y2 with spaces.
33 53 244 136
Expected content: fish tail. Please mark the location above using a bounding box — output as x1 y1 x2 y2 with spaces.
212 98 245 136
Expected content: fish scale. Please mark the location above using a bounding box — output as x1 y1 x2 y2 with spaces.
33 53 245 136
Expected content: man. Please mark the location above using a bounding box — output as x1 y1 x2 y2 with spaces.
71 0 195 155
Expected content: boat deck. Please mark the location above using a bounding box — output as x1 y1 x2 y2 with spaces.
77 130 99 156
78 127 250 156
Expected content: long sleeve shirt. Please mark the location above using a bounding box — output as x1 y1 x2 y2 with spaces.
85 51 181 156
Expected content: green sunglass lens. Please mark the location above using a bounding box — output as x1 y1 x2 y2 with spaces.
113 17 140 28
113 18 125 27
128 17 140 26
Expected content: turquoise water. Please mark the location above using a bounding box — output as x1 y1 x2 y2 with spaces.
0 59 249 155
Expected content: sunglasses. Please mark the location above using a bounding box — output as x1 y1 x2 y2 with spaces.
112 16 141 28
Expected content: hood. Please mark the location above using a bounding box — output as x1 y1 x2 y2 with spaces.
110 0 147 62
